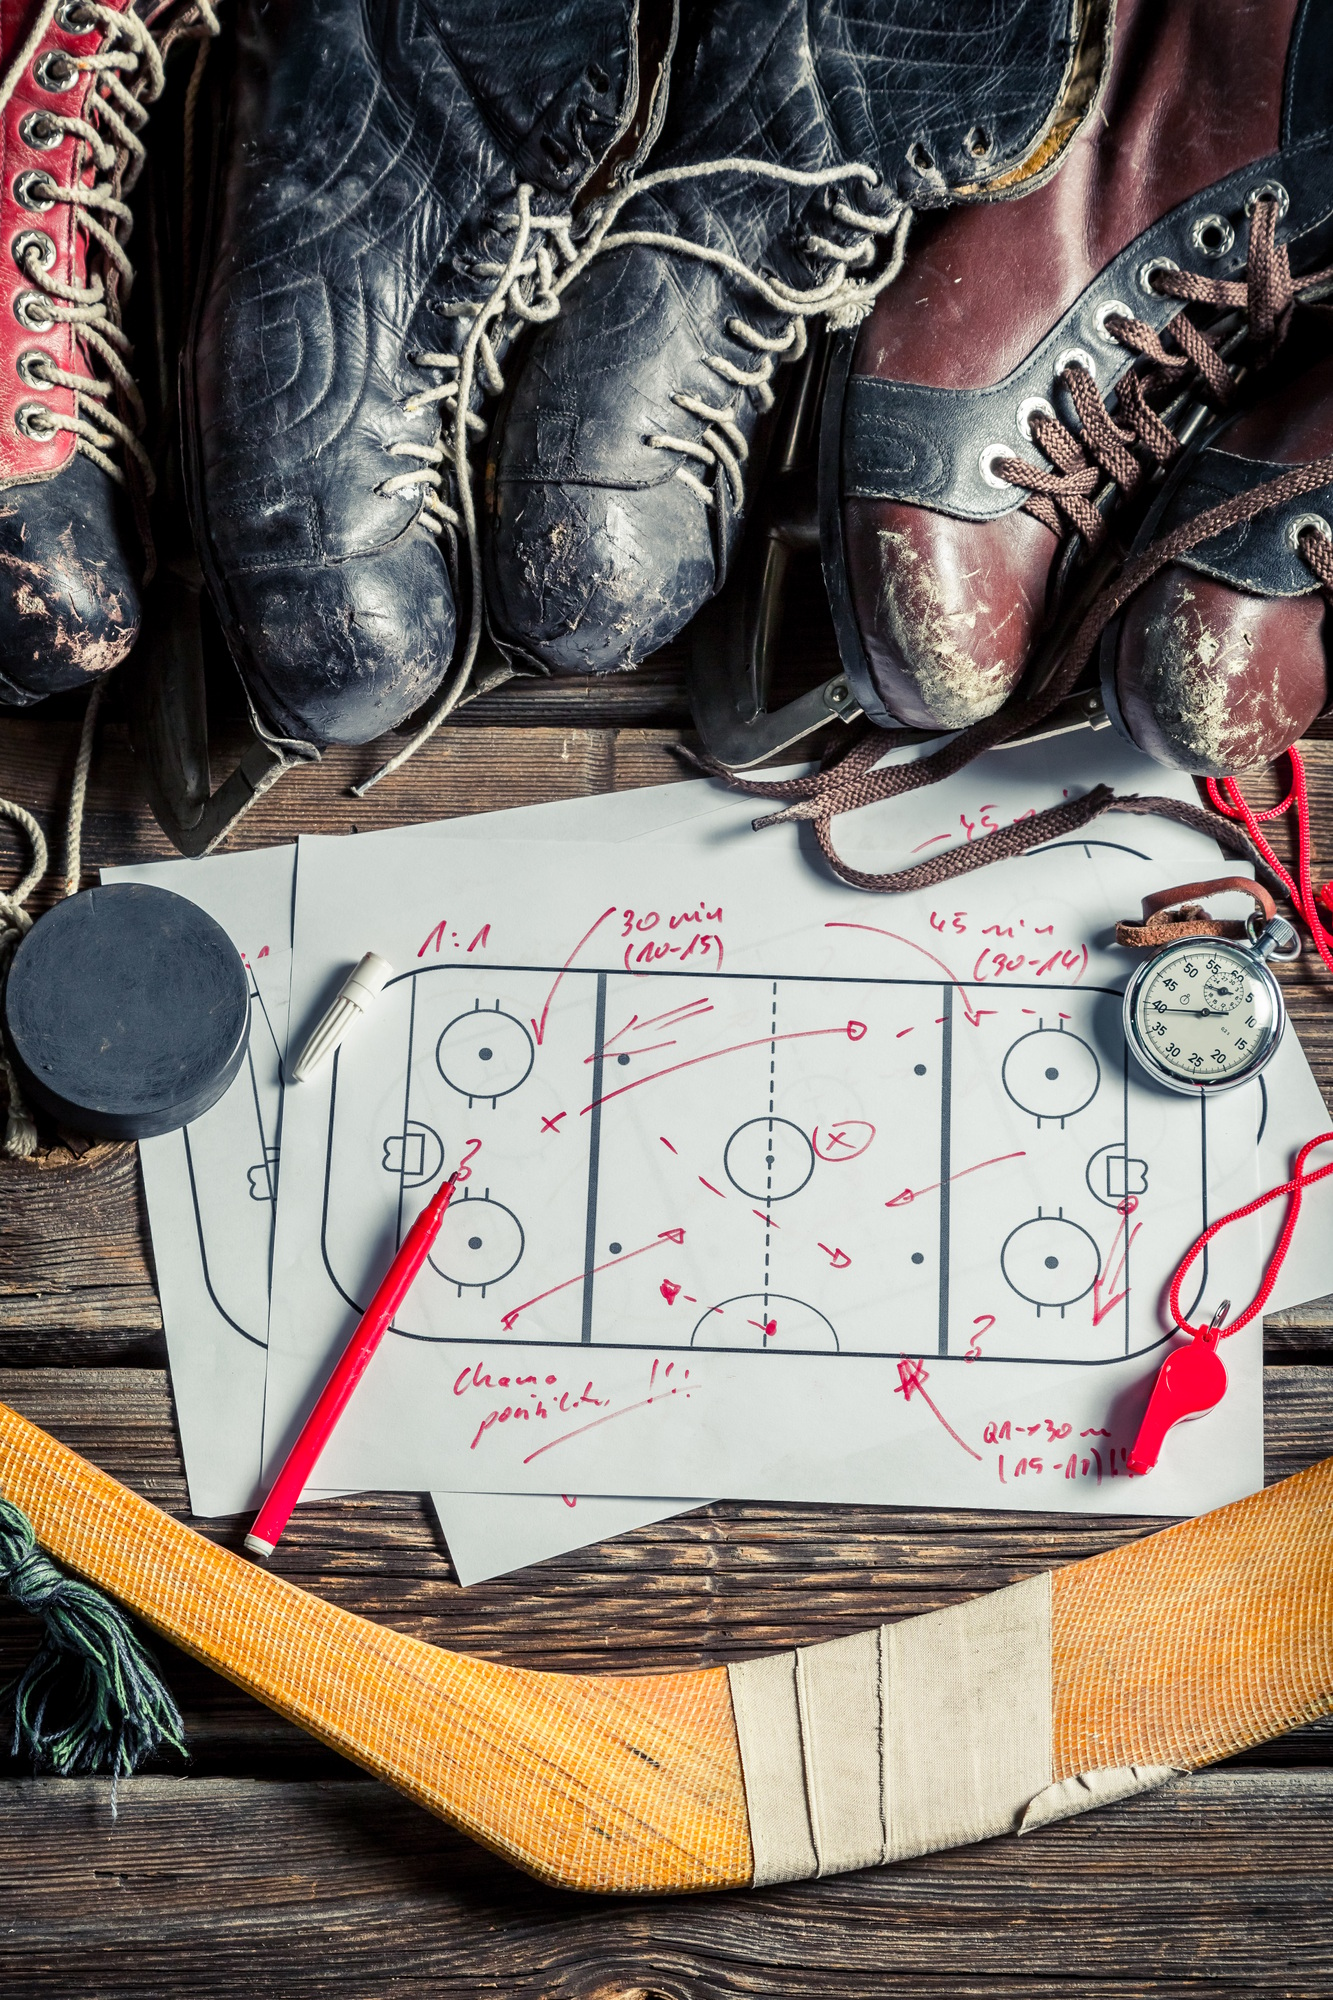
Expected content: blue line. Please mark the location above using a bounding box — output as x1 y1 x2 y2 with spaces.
581 973 607 1344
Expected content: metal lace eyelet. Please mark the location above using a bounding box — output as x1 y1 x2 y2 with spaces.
1288 511 1332 551
14 399 58 442
19 110 64 151
13 169 56 213
1190 212 1235 258
1245 180 1290 219
979 442 1013 490
1138 255 1179 295
33 50 81 93
1055 346 1096 379
1094 298 1133 342
16 348 54 389
1016 395 1055 441
57 0 99 30
13 229 57 275
13 290 55 331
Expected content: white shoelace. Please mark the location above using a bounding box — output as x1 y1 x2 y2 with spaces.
359 154 910 792
0 0 219 487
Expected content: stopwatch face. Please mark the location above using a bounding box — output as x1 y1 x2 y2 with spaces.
1127 938 1280 1089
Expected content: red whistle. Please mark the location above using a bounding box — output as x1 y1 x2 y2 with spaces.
1126 1303 1229 1475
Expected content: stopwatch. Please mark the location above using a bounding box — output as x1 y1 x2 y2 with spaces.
1123 914 1300 1095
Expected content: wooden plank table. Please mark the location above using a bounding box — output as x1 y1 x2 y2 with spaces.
2 665 1332 1997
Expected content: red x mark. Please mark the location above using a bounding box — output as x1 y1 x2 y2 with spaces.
541 1112 567 1134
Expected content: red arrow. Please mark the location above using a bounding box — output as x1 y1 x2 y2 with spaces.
500 1229 685 1331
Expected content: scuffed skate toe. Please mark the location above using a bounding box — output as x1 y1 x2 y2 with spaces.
1111 571 1330 776
0 453 140 705
222 528 458 748
486 473 717 676
843 501 1050 729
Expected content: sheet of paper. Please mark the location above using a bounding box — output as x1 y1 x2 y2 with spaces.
268 734 1271 1517
105 846 294 1515
117 737 1333 1565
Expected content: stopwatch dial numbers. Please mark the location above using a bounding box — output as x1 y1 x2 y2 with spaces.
1138 950 1269 1080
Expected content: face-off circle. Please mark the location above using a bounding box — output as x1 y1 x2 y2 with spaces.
723 1116 815 1201
428 1192 525 1289
1001 1027 1100 1124
1000 1213 1101 1310
436 1004 534 1102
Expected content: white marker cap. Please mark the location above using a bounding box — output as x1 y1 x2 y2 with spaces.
291 952 394 1083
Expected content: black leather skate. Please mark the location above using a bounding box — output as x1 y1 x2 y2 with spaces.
184 0 663 758
482 0 1111 680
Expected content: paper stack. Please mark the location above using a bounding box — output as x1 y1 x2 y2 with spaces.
108 731 1333 1583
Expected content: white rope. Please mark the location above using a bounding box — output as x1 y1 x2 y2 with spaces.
357 156 910 794
63 679 105 899
0 798 49 1160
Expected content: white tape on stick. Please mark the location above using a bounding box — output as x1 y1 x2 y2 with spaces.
728 1573 1053 1884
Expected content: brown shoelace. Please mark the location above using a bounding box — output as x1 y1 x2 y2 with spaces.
690 453 1333 894
996 194 1333 549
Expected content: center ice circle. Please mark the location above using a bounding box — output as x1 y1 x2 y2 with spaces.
723 1116 815 1201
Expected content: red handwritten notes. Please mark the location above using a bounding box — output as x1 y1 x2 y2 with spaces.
621 903 724 972
417 919 492 958
454 1359 610 1453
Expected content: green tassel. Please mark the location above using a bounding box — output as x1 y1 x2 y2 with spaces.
0 1495 186 1809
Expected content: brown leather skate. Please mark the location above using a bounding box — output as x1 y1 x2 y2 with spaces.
822 0 1333 738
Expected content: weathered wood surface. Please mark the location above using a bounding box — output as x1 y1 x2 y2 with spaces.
2 1773 1331 1998
2 693 1333 1985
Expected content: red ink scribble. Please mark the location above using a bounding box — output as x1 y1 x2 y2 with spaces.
748 1316 778 1338
886 1149 1026 1208
818 1243 852 1268
540 1112 566 1135
500 1227 686 1331
531 906 617 1046
522 1361 693 1464
893 1357 983 1460
257 945 269 959
972 943 1089 985
660 1280 681 1306
561 1495 577 1508
752 1208 779 1228
467 923 491 953
699 1176 726 1198
1081 1427 1112 1438
826 921 987 1026
582 1022 867 1115
1091 1198 1141 1325
418 918 449 959
911 833 950 853
965 1313 996 1362
660 1136 678 1154
594 997 714 1065
813 1120 875 1163
896 1027 915 1039
454 1137 483 1183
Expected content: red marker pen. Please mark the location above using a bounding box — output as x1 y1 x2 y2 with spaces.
246 1174 457 1557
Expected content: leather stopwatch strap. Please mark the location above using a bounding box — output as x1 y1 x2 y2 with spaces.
1115 875 1276 948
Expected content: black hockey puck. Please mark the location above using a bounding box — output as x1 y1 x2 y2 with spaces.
3 883 251 1140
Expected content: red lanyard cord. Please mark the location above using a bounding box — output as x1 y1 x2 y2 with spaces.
1204 746 1333 974
1168 1131 1333 1337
